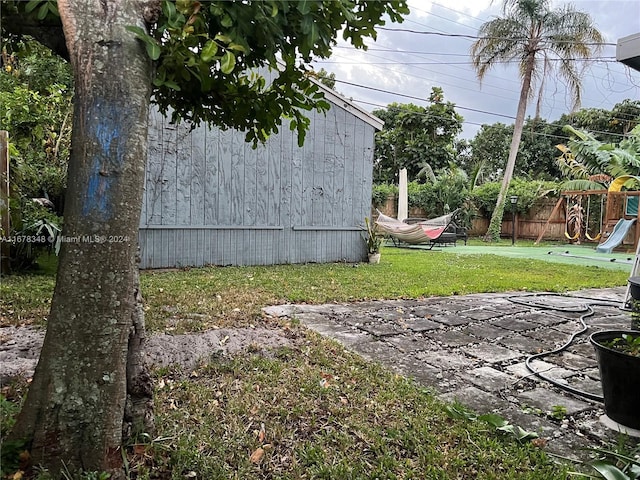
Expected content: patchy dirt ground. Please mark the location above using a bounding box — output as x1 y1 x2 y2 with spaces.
0 325 296 383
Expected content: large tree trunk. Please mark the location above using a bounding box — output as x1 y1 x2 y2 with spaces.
10 0 152 475
484 55 535 242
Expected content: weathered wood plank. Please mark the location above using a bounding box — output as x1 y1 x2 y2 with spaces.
161 122 177 225
230 131 244 226
145 109 165 225
243 139 257 226
218 128 233 225
255 140 269 226
191 123 206 225
332 108 347 228
175 122 192 225
353 119 367 226
204 127 219 225
342 115 356 226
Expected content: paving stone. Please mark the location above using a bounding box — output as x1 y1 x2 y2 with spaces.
410 306 442 317
461 366 516 393
385 335 434 353
414 297 452 306
490 303 532 314
591 305 628 317
516 312 568 327
459 308 505 321
359 323 404 337
545 310 586 322
516 387 594 416
465 344 522 363
440 386 510 414
497 335 546 354
555 351 595 370
294 311 336 326
347 301 389 311
417 351 477 371
582 367 601 380
569 342 597 357
402 318 442 332
428 330 476 347
393 356 443 388
590 315 632 329
349 340 399 361
490 317 538 332
340 314 370 327
462 324 509 340
435 300 478 313
566 376 603 397
525 328 573 346
552 321 586 334
294 304 339 314
506 360 578 380
430 313 472 326
299 318 372 346
297 314 371 345
371 309 408 321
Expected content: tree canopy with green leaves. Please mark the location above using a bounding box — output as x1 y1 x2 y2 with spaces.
557 100 640 144
372 88 463 183
1 0 410 476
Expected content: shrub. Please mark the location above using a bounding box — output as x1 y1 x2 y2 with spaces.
9 200 62 271
470 179 559 215
371 183 398 208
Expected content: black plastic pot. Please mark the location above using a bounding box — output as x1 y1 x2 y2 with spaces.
590 330 640 430
628 277 640 301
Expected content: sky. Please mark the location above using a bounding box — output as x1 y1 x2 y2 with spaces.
310 0 640 140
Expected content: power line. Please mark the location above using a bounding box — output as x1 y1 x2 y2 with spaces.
316 58 619 66
376 27 618 46
332 78 517 120
326 77 637 140
335 45 620 62
345 35 635 97
321 4 639 129
326 37 638 116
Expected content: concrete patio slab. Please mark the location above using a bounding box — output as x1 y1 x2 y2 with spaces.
263 287 635 460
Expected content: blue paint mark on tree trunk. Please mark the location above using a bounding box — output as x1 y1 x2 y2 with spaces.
82 101 131 221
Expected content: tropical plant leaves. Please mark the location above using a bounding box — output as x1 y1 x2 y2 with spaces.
220 51 235 74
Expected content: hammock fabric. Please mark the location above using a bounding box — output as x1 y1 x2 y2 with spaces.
375 211 456 245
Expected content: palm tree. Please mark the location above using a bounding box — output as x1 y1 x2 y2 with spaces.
471 0 603 241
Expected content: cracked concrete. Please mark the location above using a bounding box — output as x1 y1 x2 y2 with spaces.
263 287 640 460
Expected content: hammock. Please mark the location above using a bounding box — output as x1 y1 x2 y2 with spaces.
375 210 457 245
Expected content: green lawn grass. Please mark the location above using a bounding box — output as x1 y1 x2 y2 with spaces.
0 248 630 479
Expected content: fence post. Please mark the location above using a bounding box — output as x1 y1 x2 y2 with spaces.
0 130 9 274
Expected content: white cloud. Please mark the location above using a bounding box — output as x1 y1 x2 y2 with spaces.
314 0 640 140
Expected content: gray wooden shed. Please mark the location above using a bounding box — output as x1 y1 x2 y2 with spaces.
139 82 382 269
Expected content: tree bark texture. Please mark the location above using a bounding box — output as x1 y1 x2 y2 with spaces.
10 0 152 475
485 54 535 241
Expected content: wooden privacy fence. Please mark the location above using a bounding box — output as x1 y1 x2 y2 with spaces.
469 198 568 240
375 196 591 242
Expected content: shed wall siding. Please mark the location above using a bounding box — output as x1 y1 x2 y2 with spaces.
139 104 374 268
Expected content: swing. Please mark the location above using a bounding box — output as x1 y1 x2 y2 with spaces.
564 197 581 241
584 194 603 242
